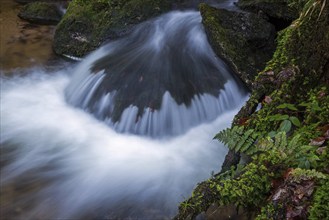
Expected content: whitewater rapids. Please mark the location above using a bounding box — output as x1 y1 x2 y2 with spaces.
0 10 247 220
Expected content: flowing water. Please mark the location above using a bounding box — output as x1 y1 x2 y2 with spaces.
66 11 244 138
1 8 247 220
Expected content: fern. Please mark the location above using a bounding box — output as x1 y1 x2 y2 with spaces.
275 131 288 150
256 132 319 169
215 126 260 154
216 126 318 169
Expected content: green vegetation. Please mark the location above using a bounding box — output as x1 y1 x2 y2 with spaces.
214 126 260 155
309 180 329 220
175 162 273 219
176 0 329 218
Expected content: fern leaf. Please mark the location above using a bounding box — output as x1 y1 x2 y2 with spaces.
274 132 287 150
287 134 301 154
235 129 254 152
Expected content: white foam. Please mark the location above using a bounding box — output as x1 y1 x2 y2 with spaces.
0 70 247 219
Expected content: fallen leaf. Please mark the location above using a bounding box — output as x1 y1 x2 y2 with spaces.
324 129 329 139
263 70 274 76
284 168 294 179
318 91 326 98
272 188 288 201
238 117 249 126
309 137 326 146
316 146 327 155
286 206 303 219
264 96 272 104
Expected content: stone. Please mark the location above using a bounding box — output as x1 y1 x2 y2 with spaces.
200 3 276 89
236 0 299 30
18 2 64 25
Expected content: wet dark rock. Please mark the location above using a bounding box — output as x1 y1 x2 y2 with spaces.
200 3 276 89
205 204 254 220
236 0 298 30
220 150 240 172
18 2 64 25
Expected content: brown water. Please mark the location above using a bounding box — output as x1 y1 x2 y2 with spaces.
0 0 57 72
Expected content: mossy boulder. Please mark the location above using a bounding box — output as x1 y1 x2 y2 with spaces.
176 0 329 219
16 0 63 3
236 0 299 30
53 0 177 57
18 2 63 25
234 0 329 124
200 3 276 89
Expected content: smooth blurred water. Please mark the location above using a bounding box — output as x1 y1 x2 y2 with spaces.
0 10 247 220
66 11 246 138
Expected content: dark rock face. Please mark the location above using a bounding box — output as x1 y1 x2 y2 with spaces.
18 2 64 25
236 0 299 30
200 3 276 89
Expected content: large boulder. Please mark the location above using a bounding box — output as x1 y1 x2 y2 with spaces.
15 0 62 3
53 0 176 57
18 2 64 25
200 3 276 88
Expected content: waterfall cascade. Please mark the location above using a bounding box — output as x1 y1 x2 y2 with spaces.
66 11 246 138
0 9 248 220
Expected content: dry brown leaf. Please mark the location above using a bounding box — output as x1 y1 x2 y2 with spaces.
264 96 272 104
309 137 326 146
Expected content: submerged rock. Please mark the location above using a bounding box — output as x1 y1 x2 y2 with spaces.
200 3 276 89
18 2 64 25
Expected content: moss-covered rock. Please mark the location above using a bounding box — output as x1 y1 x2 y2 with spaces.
18 1 63 25
176 0 329 219
53 0 177 57
16 0 63 3
236 0 299 30
200 4 276 89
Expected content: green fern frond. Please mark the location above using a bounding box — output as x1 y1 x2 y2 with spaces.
287 133 301 153
274 132 288 150
215 126 260 154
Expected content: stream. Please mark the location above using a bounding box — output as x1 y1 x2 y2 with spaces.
0 1 248 219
